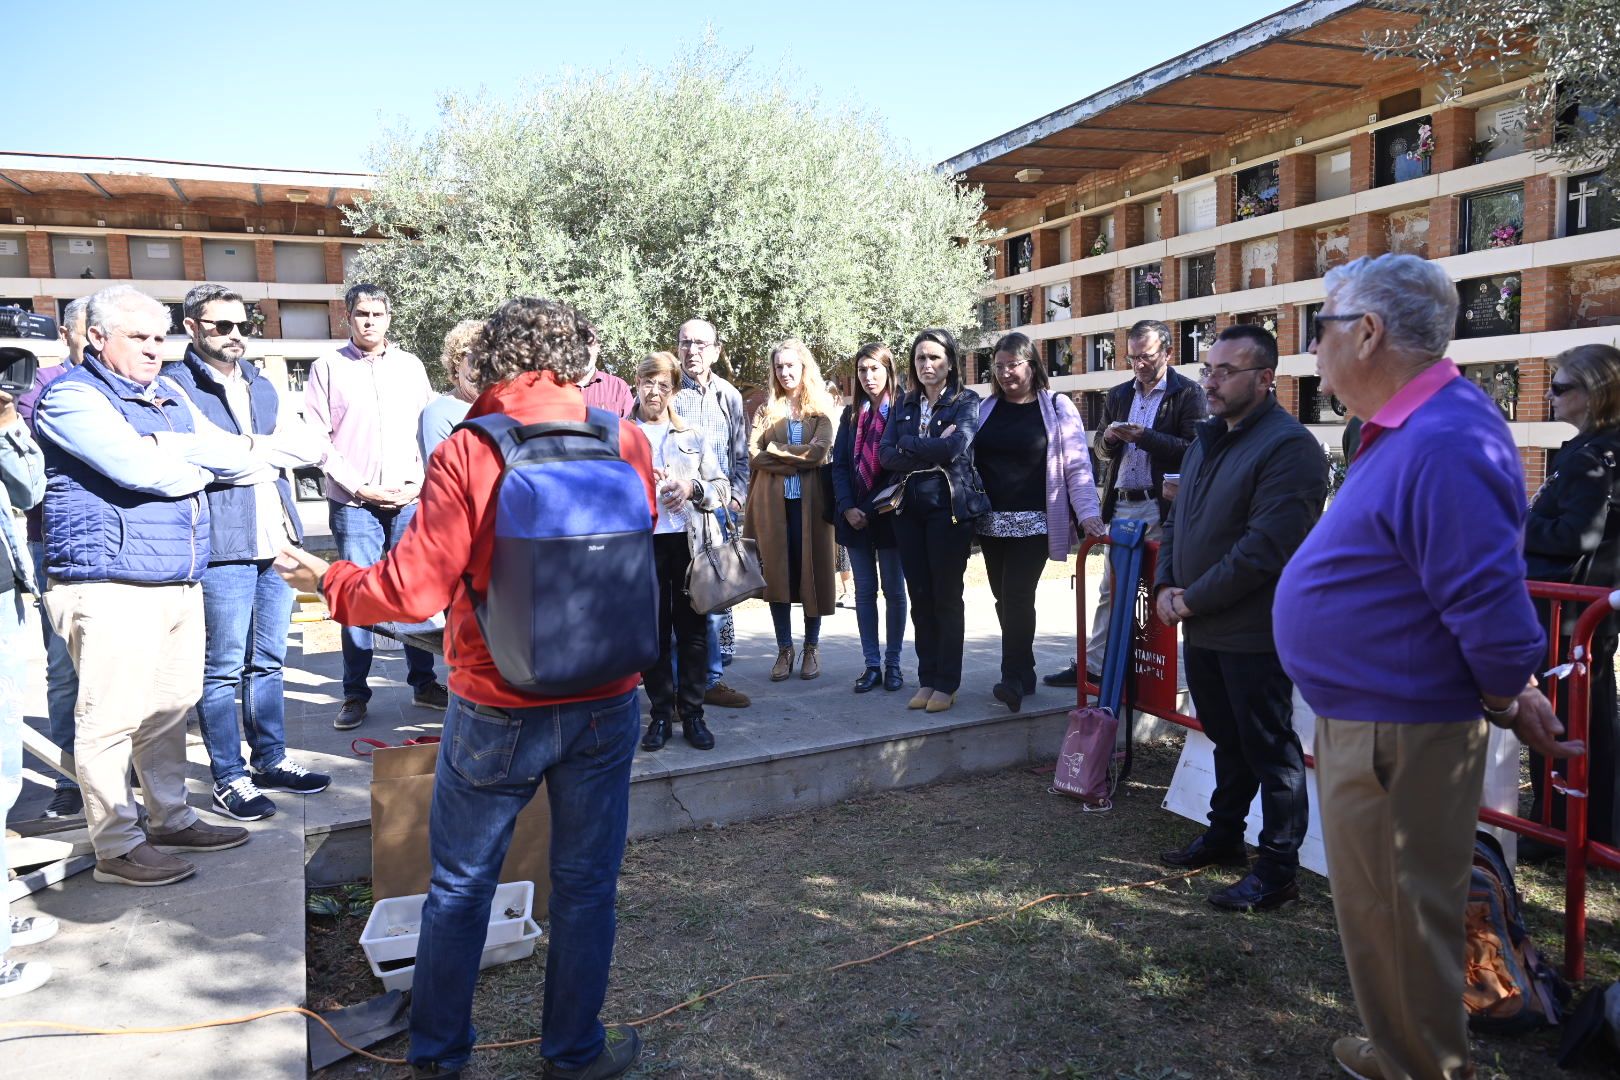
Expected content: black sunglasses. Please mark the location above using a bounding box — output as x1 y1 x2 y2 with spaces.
1307 311 1366 344
198 318 254 336
1550 381 1582 397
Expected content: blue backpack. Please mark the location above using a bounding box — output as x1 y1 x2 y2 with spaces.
455 408 660 696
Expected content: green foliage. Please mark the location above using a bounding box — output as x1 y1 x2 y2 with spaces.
1371 1 1620 173
346 43 992 386
306 882 374 919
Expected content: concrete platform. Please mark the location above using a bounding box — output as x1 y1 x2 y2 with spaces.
5 553 1122 1077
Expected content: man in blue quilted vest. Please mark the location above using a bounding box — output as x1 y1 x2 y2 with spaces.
32 286 296 886
162 284 329 822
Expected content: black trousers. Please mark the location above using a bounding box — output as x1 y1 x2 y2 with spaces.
1183 643 1307 882
893 477 974 694
979 533 1047 692
1531 631 1618 846
642 532 708 723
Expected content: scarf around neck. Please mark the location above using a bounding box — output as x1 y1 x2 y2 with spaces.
854 398 889 493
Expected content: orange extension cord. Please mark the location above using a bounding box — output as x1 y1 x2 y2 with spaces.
0 867 1206 1066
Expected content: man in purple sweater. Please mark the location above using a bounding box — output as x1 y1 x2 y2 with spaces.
1275 254 1583 1080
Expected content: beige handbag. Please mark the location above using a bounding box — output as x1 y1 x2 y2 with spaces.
685 510 767 615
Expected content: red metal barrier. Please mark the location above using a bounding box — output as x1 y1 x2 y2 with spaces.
1074 534 1617 980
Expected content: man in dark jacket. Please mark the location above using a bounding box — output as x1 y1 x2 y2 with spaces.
1045 319 1206 686
164 284 329 822
1154 325 1327 912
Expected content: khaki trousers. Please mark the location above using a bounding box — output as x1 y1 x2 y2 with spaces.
1316 715 1488 1080
45 580 203 859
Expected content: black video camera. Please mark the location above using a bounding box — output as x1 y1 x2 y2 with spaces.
0 305 58 397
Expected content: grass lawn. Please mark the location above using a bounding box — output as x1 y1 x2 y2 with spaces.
309 742 1619 1079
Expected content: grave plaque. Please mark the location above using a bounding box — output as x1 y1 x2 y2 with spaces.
1462 186 1524 253
1376 116 1432 187
1456 275 1520 338
1183 251 1216 299
1566 170 1619 237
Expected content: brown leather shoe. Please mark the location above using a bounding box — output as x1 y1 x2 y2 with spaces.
703 682 751 708
93 841 196 887
148 819 251 852
799 645 821 680
770 646 796 681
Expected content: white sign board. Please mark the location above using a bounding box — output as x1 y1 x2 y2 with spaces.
0 239 16 256
145 242 171 259
67 238 95 254
1178 183 1218 234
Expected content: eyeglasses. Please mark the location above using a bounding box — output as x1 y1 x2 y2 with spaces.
637 380 674 395
1549 381 1582 397
1200 365 1271 383
1308 312 1366 345
1126 351 1164 363
197 318 254 337
677 338 717 351
992 359 1028 375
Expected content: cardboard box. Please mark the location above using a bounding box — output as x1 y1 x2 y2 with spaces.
369 741 552 906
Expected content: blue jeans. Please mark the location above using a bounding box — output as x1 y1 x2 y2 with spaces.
701 506 734 689
848 540 906 670
329 501 437 701
27 542 78 790
196 560 295 784
409 689 639 1073
1 589 26 962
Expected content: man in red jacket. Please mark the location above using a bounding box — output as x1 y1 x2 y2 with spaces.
277 297 654 1080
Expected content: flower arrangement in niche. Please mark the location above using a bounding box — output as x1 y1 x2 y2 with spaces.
1090 234 1109 256
1487 222 1522 248
1406 123 1435 162
1236 185 1280 220
1496 276 1521 323
1142 270 1162 293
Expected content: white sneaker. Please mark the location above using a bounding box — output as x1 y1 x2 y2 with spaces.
9 914 60 948
0 959 51 998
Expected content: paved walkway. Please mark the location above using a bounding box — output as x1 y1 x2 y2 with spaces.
4 553 1115 1077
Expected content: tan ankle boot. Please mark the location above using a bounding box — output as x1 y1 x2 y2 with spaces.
770 646 796 681
800 644 821 680
908 687 933 709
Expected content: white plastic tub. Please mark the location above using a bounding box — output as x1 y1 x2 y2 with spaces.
359 880 538 991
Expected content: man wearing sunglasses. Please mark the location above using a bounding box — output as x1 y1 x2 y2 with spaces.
162 284 330 821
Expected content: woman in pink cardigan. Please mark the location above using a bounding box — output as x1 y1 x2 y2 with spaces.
974 332 1104 712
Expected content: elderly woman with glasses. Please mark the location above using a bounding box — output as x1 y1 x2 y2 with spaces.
972 333 1103 712
1522 342 1620 857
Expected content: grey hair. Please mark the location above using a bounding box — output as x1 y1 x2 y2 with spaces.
86 285 168 336
1323 254 1458 359
60 296 89 335
183 283 244 322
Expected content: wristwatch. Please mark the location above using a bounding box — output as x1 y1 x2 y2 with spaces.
1481 697 1520 728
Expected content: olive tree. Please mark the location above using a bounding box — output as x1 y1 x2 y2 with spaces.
1373 0 1620 172
345 48 992 386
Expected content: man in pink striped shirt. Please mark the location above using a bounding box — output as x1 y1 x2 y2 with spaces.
304 284 447 730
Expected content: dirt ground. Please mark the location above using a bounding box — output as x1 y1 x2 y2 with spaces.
308 743 1618 1080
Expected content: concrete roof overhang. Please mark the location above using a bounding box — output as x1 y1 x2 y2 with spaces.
941 0 1426 210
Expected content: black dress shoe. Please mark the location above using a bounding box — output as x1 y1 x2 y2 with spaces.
1160 834 1249 869
1043 661 1079 688
1207 873 1300 913
681 717 716 750
641 717 671 751
883 665 903 692
992 680 1023 713
854 667 882 693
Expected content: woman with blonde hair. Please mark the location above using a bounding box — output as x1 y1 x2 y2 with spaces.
745 338 839 680
418 319 486 460
632 351 730 751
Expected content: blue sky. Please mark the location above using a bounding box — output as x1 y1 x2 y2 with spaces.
11 0 1284 172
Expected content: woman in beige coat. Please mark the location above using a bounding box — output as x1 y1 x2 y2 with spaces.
745 339 838 681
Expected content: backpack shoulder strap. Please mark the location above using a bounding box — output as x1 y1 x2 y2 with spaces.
452 413 522 465
585 406 621 453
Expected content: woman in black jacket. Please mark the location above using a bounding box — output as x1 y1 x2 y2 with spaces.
831 342 907 693
1524 342 1620 855
879 328 989 713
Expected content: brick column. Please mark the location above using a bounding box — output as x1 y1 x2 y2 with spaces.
32 295 54 317
1520 266 1571 334
1112 327 1132 370
1279 153 1315 210
1214 243 1241 294
1159 191 1179 240
1517 357 1550 423
1350 132 1375 193
1427 196 1460 258
1116 203 1144 250
1073 217 1100 259
105 234 131 279
325 242 346 284
328 299 348 339
1036 229 1061 270
1078 273 1107 317
1112 267 1130 311
25 233 52 277
1430 108 1476 174
181 236 204 280
1277 229 1316 284
1349 212 1389 260
1216 178 1235 227
1521 448 1548 497
1523 174 1559 245
256 298 283 338
1159 256 1181 304
1277 307 1302 355
252 239 274 283
1275 375 1301 417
